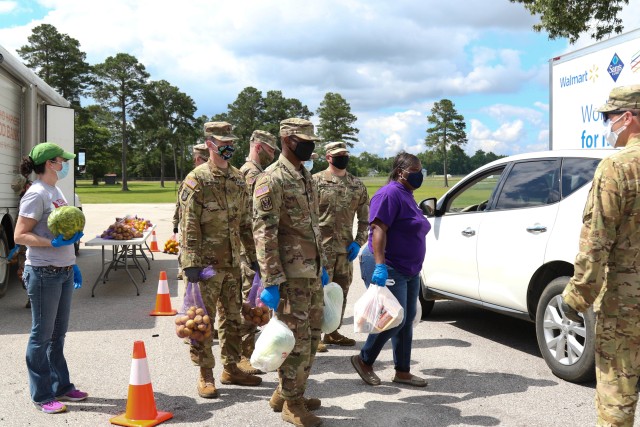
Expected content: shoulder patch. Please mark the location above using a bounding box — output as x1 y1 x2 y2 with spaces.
247 176 256 185
184 178 198 190
255 185 270 197
260 196 273 211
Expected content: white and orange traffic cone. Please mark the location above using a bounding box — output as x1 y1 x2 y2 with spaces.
150 271 177 316
110 341 173 427
149 231 160 252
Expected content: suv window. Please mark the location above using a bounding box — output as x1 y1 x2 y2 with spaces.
494 159 561 210
561 158 600 198
446 168 504 213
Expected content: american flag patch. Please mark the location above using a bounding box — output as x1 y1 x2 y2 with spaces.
255 185 270 197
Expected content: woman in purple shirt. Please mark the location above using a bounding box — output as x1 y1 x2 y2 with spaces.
351 152 431 387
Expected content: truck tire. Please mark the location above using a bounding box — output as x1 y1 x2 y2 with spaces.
0 228 10 298
535 276 595 383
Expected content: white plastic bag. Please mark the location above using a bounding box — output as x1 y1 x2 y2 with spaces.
353 284 404 334
413 297 421 328
321 282 344 333
250 317 295 372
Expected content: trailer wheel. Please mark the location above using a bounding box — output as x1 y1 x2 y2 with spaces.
0 228 10 298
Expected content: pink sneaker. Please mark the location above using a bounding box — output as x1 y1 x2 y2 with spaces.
38 400 67 414
56 389 88 402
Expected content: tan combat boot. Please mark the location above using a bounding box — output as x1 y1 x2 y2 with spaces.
220 363 262 386
323 331 356 347
282 398 322 427
238 356 264 375
316 342 328 353
197 367 218 398
269 389 321 413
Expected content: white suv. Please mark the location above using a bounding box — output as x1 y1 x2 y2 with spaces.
419 149 614 383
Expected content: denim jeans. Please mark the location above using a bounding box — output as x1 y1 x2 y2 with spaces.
358 246 419 372
24 265 76 404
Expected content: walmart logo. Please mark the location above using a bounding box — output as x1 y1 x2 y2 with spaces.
559 65 598 88
607 53 624 82
589 65 599 82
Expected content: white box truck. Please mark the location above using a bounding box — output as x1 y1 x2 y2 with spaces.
550 28 640 150
0 44 76 297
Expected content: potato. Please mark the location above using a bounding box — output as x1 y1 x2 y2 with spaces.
174 317 182 325
194 315 203 324
183 327 193 337
195 308 205 316
185 319 195 329
242 303 251 314
197 323 207 332
252 316 261 325
187 310 196 319
176 325 185 338
192 331 203 341
261 313 269 323
244 314 252 322
180 315 189 324
254 307 263 316
202 315 211 325
204 329 212 339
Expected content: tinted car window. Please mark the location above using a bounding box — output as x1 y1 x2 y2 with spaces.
561 158 600 198
446 168 504 213
495 159 561 210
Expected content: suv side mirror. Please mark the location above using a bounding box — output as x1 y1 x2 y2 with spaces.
419 198 436 217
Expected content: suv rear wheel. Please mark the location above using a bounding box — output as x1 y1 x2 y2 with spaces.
535 276 595 382
0 228 10 298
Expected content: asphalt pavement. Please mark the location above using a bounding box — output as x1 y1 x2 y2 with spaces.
0 203 636 426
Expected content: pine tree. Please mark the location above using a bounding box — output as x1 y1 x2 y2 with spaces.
425 99 467 187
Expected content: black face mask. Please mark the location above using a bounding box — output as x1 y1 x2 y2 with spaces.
331 156 349 170
292 138 315 161
404 170 424 189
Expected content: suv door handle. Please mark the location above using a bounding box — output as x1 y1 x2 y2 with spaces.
461 227 476 237
526 224 547 233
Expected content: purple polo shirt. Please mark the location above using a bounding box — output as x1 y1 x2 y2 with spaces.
367 181 431 276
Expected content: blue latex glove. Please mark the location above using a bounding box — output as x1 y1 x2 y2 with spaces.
321 267 329 287
72 264 82 289
260 285 280 310
346 242 361 262
51 232 83 248
6 244 20 261
371 264 388 286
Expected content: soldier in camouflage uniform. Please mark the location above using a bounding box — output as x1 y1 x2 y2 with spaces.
254 118 329 427
173 144 209 281
237 129 278 374
179 122 262 399
313 142 369 349
561 85 640 427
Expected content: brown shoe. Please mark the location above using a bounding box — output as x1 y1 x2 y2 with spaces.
282 398 322 427
221 363 262 386
197 368 218 398
238 356 264 375
316 342 328 353
323 331 355 347
269 389 321 413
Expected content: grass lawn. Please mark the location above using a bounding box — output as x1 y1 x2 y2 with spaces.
75 176 463 204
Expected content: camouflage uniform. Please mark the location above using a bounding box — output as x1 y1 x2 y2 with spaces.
253 119 326 401
238 130 279 360
312 143 369 337
179 136 256 371
562 85 640 427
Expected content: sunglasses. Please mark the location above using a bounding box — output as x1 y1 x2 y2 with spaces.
602 110 638 124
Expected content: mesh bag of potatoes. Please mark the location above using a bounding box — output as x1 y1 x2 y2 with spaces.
175 281 212 342
242 272 271 327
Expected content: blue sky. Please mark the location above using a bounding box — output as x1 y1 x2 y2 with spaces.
1 0 639 158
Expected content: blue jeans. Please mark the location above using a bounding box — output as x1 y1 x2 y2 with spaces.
359 246 419 372
24 265 76 404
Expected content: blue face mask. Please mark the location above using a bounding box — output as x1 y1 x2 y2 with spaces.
55 161 70 180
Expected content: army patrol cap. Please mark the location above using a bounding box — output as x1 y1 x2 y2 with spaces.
597 85 640 113
29 142 76 165
192 143 209 160
204 121 238 141
325 141 349 156
251 130 279 151
280 118 320 141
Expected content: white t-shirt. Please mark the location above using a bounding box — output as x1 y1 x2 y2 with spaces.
19 180 75 267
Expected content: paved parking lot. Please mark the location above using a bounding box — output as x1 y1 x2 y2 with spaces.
0 203 634 426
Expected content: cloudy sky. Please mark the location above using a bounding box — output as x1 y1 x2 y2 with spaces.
1 0 639 158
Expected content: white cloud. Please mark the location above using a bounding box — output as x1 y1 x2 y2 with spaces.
0 1 17 14
357 109 426 157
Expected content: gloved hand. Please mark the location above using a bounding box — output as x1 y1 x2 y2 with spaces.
321 267 329 287
184 267 202 283
6 244 20 262
72 264 82 289
560 299 583 323
173 227 178 234
346 241 361 262
251 260 260 274
51 232 83 248
260 285 280 310
371 264 388 286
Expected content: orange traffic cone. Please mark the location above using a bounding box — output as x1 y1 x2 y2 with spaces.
150 271 177 316
110 341 173 427
149 231 160 252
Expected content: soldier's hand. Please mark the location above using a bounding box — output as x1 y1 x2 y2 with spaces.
260 285 280 310
251 261 260 274
371 264 388 286
346 241 361 262
184 267 202 283
560 299 583 323
321 267 329 287
173 227 178 234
